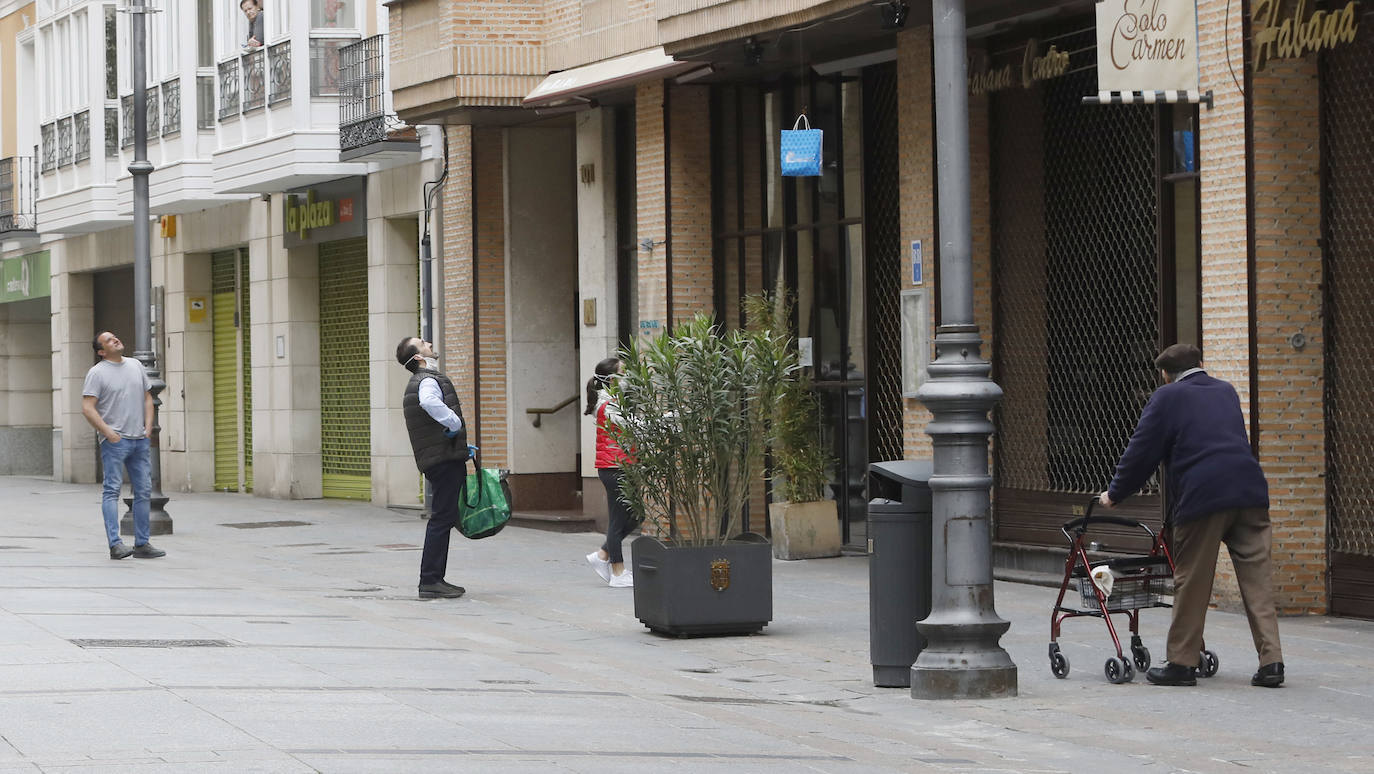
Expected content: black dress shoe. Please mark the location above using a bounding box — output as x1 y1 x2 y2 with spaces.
132 543 166 558
109 543 133 560
1252 662 1284 688
418 582 465 599
1146 662 1197 686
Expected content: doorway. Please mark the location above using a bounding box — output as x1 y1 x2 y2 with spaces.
710 63 896 546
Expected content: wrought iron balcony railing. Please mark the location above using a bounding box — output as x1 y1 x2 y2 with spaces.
0 156 38 235
219 44 291 122
339 34 409 153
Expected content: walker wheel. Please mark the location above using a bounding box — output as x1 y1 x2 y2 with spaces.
1199 649 1219 678
1132 645 1151 672
1051 651 1070 679
1105 656 1132 684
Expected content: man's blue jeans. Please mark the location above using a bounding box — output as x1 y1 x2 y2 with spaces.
100 437 151 547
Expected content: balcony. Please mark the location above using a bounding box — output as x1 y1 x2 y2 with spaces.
386 0 545 124
0 157 39 240
338 35 419 163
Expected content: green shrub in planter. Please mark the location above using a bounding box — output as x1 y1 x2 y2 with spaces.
611 311 792 635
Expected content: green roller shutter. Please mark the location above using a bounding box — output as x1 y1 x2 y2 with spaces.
318 237 371 500
212 250 239 492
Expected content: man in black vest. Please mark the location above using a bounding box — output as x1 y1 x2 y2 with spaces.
397 337 470 599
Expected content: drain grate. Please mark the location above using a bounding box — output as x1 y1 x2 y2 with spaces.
220 520 313 529
69 639 232 648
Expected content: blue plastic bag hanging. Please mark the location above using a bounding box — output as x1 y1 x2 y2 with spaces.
780 114 823 177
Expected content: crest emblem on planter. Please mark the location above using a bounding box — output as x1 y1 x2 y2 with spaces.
709 559 731 592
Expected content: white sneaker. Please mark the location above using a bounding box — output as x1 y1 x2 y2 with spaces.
609 570 634 588
586 551 611 582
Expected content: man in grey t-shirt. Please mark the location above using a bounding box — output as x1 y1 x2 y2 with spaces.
82 332 165 560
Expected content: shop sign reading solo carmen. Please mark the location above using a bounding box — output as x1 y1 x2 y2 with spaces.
1096 0 1199 93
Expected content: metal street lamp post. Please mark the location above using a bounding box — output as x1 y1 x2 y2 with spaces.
121 1 171 536
910 0 1015 699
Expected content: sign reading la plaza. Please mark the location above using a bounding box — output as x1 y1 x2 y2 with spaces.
282 177 368 248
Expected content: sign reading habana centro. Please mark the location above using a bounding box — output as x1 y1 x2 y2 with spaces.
1253 0 1359 73
969 39 1071 95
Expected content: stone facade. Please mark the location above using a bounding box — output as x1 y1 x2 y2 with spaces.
396 1 1358 616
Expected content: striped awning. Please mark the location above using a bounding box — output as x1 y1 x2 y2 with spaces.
1082 90 1214 109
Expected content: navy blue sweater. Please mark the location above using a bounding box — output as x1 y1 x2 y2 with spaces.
1107 372 1268 525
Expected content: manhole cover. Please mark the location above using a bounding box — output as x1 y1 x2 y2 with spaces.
69 639 232 648
220 520 313 529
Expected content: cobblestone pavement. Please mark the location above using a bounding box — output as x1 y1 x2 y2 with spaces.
1 475 1370 773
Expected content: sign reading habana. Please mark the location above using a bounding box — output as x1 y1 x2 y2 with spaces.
1253 0 1360 73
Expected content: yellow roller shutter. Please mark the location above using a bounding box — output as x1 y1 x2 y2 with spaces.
318 238 371 500
212 250 239 492
239 250 254 493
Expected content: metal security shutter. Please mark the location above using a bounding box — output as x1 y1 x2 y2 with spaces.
212 250 239 492
1323 22 1374 619
863 62 903 466
318 237 371 500
990 23 1162 548
239 252 254 493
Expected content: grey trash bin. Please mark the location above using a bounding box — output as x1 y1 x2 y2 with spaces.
868 460 933 688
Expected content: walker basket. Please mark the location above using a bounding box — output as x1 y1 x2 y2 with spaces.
1078 573 1173 612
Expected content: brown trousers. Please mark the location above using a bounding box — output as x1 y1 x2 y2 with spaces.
1168 507 1284 668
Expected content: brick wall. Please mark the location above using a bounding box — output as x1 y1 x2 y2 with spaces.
897 26 935 459
389 0 547 115
441 126 476 438
1195 0 1255 610
896 27 996 461
667 85 715 319
635 81 668 336
440 126 511 470
544 0 657 70
1197 0 1251 399
634 82 714 334
1232 53 1325 615
1196 1 1325 614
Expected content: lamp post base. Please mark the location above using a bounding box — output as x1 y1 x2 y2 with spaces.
122 496 173 536
911 661 1018 700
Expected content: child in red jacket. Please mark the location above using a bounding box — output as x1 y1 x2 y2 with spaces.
584 358 633 587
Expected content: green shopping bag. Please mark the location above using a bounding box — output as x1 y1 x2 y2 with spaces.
459 462 512 539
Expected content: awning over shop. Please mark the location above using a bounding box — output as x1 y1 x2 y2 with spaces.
522 47 697 108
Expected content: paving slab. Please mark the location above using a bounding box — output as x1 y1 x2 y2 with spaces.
1 475 1372 773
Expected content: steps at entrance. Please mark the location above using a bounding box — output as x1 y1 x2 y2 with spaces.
510 509 597 534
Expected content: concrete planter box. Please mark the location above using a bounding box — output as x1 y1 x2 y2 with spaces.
768 499 841 560
631 533 772 637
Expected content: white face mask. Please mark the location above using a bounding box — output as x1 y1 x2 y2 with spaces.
414 355 439 370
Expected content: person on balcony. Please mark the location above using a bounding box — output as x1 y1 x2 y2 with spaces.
240 0 264 50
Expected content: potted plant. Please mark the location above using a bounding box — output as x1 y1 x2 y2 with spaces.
766 373 841 559
611 311 791 637
743 294 840 560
